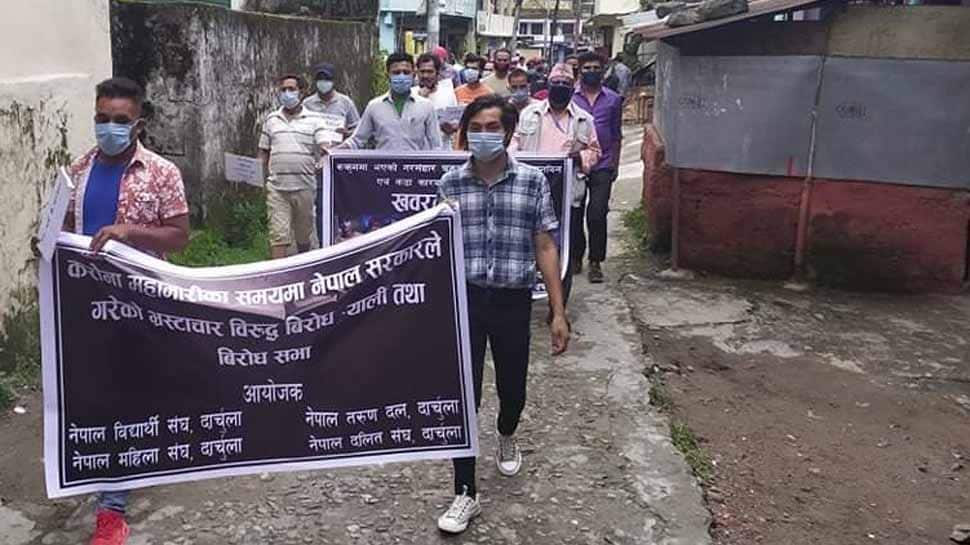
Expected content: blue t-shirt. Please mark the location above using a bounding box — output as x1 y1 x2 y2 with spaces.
82 160 126 236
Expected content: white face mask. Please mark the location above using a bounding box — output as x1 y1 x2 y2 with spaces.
316 80 334 95
279 90 300 109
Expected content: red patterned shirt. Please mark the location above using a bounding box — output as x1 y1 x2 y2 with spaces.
68 142 189 238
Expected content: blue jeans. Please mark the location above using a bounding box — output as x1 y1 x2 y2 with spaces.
97 491 130 514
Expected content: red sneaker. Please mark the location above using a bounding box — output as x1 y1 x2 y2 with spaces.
90 509 130 545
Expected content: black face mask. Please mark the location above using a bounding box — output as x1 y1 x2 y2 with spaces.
549 84 572 108
582 70 603 87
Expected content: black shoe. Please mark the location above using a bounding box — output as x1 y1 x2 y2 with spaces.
588 261 604 284
571 258 583 275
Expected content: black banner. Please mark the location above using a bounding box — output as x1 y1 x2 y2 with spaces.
39 206 477 498
320 151 572 295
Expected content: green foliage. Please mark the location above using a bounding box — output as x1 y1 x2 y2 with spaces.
622 203 651 256
670 420 714 483
0 288 41 409
622 34 645 70
171 190 270 267
372 50 389 98
648 380 673 413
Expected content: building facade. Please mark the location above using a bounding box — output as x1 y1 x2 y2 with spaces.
0 0 112 310
380 0 478 55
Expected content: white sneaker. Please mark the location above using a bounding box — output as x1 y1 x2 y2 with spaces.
497 434 522 476
437 489 482 534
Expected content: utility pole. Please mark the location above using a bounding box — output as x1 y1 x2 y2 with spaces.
548 0 561 66
427 0 440 50
509 0 525 51
573 0 582 55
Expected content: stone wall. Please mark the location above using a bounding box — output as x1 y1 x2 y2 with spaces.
0 0 112 311
111 1 377 219
238 0 378 21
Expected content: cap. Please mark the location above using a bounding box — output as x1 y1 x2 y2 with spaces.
312 62 335 80
549 63 575 83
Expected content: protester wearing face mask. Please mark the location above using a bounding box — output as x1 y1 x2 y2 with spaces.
302 62 360 142
436 95 570 535
64 77 190 545
571 51 624 284
509 63 602 302
482 61 495 80
482 48 513 97
259 74 331 259
339 52 442 151
413 52 459 150
506 68 536 112
454 54 492 105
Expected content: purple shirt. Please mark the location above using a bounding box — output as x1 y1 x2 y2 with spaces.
572 87 623 172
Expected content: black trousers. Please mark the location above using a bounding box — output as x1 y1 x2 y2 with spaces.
571 168 616 264
453 285 533 495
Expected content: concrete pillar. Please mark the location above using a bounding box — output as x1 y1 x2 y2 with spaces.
379 11 397 53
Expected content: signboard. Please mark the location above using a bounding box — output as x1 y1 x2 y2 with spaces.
40 205 477 497
224 153 264 187
36 168 74 262
319 151 572 295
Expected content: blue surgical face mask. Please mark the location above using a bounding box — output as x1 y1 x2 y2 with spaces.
279 90 301 109
95 122 135 157
316 80 334 95
389 74 414 96
467 131 507 162
511 89 530 104
463 68 480 84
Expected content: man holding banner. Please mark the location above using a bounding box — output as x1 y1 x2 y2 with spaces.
510 62 602 303
64 77 190 545
436 95 570 534
339 52 442 151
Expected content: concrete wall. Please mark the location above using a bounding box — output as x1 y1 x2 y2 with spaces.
111 1 376 219
238 0 379 20
0 0 112 308
641 124 970 292
827 6 970 61
641 5 970 291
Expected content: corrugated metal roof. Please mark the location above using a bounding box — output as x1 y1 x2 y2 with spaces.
631 0 822 40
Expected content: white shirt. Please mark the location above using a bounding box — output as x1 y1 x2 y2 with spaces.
413 80 459 151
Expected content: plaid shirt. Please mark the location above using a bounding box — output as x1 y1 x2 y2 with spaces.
439 158 559 289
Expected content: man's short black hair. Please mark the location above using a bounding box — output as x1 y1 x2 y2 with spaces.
416 52 441 72
494 48 513 59
464 53 482 67
457 94 519 151
508 68 529 83
95 77 145 111
277 73 307 89
578 51 605 68
386 52 414 70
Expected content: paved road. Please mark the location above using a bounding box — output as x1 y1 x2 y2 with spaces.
0 126 711 545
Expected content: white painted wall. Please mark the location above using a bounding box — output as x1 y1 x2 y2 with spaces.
0 0 112 308
596 0 640 15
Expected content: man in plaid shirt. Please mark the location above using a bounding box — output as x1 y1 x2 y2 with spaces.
436 95 570 534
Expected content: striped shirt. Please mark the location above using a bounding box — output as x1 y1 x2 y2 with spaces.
302 91 361 131
438 158 559 289
258 107 328 191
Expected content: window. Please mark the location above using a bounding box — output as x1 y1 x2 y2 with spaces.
519 23 529 34
530 22 544 35
560 23 574 35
